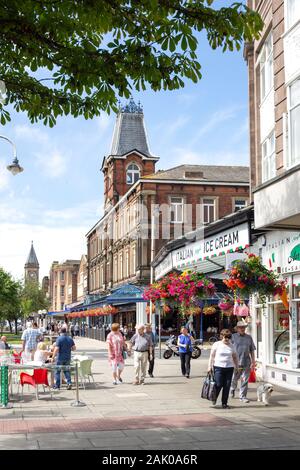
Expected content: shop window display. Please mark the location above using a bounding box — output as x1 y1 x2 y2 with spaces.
273 303 290 364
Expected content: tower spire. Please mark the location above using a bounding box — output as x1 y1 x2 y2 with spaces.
24 241 39 283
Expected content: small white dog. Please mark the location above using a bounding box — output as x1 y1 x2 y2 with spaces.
257 383 274 406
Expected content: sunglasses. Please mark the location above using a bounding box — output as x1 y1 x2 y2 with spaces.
223 335 232 339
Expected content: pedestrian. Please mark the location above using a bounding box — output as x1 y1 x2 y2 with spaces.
34 342 51 362
230 321 256 403
208 329 239 409
21 321 42 360
123 325 128 339
177 327 193 379
51 327 76 390
74 322 80 337
106 323 128 385
129 324 153 385
70 323 75 339
0 336 11 350
145 323 156 378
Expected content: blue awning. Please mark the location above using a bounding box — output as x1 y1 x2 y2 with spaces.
47 311 69 316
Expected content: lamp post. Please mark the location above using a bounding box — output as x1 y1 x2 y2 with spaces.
0 135 23 175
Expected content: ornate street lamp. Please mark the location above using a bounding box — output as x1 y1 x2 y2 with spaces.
0 134 24 175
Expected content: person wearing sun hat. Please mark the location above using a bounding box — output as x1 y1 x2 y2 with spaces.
230 321 256 403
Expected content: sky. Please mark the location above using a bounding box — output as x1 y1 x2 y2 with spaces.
0 19 250 281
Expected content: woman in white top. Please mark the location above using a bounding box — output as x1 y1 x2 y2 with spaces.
208 329 239 409
33 342 51 363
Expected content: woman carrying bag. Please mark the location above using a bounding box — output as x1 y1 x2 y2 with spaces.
207 329 239 409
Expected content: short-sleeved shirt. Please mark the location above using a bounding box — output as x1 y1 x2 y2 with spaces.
130 333 152 352
231 333 256 367
55 334 75 362
178 334 192 353
212 341 236 368
21 328 42 351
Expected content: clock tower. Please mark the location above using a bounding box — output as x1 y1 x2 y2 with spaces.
24 241 39 283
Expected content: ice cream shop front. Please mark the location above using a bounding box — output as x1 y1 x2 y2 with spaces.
251 232 300 391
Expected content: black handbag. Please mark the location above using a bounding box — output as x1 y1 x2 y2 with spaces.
201 371 217 402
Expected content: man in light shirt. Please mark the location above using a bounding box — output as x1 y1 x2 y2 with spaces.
21 321 42 360
230 322 256 403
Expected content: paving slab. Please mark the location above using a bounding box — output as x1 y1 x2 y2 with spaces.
2 337 300 450
89 436 145 448
38 438 93 450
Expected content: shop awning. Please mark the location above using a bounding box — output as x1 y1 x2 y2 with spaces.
47 311 69 316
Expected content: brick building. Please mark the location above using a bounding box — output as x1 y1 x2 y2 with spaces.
49 260 80 312
245 0 300 390
86 99 250 327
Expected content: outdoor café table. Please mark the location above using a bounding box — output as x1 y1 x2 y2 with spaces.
0 361 86 408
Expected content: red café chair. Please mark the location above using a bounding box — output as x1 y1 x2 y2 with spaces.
12 351 22 364
19 369 53 400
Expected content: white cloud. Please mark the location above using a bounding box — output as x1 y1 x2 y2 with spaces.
35 150 68 178
0 223 87 280
189 108 238 147
15 125 49 144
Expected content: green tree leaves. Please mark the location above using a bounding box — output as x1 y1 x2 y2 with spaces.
0 1 263 126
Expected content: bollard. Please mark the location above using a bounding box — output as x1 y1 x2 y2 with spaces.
70 361 86 407
0 365 13 409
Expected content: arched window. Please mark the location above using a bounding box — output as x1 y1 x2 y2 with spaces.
126 163 140 185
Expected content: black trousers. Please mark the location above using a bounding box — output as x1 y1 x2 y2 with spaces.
148 350 154 375
179 352 191 377
214 366 234 405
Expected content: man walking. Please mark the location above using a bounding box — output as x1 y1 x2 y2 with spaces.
21 321 42 360
145 323 156 378
230 321 256 403
129 324 153 385
52 327 76 390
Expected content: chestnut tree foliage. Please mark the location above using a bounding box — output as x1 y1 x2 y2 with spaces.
0 0 262 126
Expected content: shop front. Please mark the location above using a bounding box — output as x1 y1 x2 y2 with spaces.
67 284 147 340
152 207 253 340
251 232 300 391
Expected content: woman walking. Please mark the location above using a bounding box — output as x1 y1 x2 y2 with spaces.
177 327 193 378
208 329 239 409
107 323 128 385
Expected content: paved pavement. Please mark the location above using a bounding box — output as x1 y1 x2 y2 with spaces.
1 337 300 450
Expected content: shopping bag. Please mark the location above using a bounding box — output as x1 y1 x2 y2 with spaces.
249 369 256 383
201 372 217 402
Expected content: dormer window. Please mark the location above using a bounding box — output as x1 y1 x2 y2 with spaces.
126 163 140 184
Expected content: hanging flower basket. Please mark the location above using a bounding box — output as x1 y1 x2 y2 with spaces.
223 253 286 305
222 307 233 317
233 302 249 317
102 305 118 315
143 270 215 307
203 306 216 316
218 295 234 311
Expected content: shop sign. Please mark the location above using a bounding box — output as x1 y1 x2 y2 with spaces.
155 253 173 280
260 231 300 275
155 223 249 279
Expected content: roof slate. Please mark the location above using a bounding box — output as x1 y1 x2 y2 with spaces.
25 242 39 266
110 112 152 157
141 164 249 182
